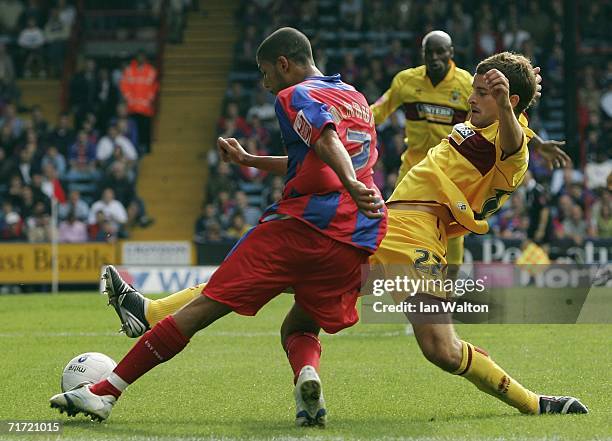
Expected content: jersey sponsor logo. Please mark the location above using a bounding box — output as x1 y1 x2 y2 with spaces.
450 123 476 145
293 110 312 145
456 201 468 211
416 103 454 124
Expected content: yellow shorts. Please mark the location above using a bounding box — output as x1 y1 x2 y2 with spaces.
369 209 448 300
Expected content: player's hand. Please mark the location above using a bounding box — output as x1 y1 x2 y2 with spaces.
533 66 542 99
484 69 511 110
347 181 385 219
217 137 249 165
537 139 571 170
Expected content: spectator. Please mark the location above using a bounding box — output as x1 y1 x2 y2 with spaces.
238 137 268 182
95 68 119 131
41 145 67 177
524 170 553 245
194 202 220 243
561 204 588 245
0 0 24 34
48 113 75 158
476 19 501 58
550 164 584 196
226 212 251 240
96 124 138 165
100 160 152 227
119 51 158 154
246 91 275 126
58 210 88 242
18 17 46 78
59 189 89 221
39 162 65 202
589 189 611 238
68 130 97 174
88 187 128 234
225 81 250 115
29 106 48 139
585 147 612 190
203 220 229 244
57 0 76 29
502 13 530 52
111 102 138 145
0 43 16 88
69 58 98 129
25 200 51 242
44 8 71 77
0 103 24 139
207 161 237 201
233 190 261 226
0 211 25 241
339 0 363 30
217 101 251 137
13 145 39 185
95 219 119 242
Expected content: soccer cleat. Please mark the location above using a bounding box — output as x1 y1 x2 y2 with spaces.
103 265 150 337
538 395 589 414
49 385 116 422
294 365 327 427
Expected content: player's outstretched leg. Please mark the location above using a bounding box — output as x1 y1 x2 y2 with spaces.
50 294 232 421
410 320 588 415
103 265 206 337
281 302 326 427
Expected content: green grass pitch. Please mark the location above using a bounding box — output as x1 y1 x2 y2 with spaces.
0 292 610 441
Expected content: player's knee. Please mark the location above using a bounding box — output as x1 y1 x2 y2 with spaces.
420 336 463 372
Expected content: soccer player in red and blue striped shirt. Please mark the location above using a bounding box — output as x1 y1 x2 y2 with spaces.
50 27 387 427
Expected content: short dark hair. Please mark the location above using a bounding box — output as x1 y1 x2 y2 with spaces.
476 52 537 114
256 27 313 65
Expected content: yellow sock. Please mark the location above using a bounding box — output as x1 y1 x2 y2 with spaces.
454 340 539 414
145 283 207 325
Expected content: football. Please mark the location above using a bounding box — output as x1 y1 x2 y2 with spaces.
61 353 117 392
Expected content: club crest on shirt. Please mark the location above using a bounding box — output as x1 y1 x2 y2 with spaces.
450 123 476 145
450 89 461 103
294 110 312 144
456 201 468 211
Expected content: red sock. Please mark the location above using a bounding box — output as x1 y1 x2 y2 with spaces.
285 332 321 384
90 379 122 399
90 316 189 397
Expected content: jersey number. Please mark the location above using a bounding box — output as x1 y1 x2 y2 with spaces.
346 129 371 171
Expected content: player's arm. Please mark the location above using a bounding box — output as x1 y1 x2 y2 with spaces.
485 69 524 157
217 137 287 175
314 126 384 219
370 73 404 124
528 133 571 169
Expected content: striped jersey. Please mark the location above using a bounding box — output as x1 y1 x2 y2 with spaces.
261 74 387 253
388 116 534 238
371 61 473 179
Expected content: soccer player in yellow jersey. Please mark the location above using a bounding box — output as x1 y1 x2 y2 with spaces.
371 30 570 271
370 51 587 415
98 50 587 416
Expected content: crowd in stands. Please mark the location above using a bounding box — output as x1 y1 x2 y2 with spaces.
0 0 75 79
196 0 611 254
0 0 161 243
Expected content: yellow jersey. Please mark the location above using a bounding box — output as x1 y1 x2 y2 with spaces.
388 116 534 238
371 61 473 177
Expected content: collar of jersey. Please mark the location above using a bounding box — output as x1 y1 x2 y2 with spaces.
305 73 341 81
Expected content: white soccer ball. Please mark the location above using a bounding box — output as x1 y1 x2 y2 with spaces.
61 352 117 392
